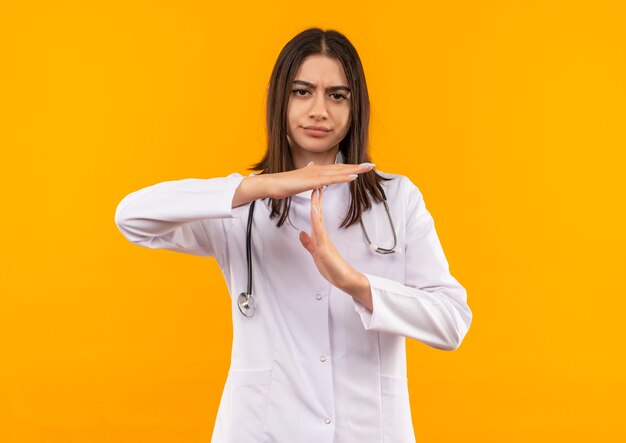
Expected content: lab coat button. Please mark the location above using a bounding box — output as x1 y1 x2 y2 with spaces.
315 293 322 300
324 417 332 424
320 355 327 362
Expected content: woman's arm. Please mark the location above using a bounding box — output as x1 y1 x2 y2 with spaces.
340 176 473 351
114 173 257 258
114 164 369 258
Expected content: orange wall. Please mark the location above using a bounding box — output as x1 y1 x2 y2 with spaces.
1 1 625 441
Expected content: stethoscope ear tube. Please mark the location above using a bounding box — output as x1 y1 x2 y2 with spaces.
358 183 401 254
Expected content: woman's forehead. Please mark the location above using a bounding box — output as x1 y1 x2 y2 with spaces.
294 55 348 84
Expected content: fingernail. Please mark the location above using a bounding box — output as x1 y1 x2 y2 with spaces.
349 174 358 179
359 162 375 167
313 206 318 214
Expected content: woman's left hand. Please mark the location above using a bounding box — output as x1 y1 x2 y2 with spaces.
299 187 354 289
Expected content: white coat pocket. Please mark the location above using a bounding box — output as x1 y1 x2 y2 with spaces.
224 366 274 442
380 374 416 443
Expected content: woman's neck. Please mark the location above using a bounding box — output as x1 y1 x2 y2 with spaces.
291 147 340 169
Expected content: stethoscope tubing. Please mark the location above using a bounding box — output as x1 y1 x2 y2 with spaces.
245 200 255 297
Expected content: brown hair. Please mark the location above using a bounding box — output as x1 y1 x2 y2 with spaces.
250 27 392 229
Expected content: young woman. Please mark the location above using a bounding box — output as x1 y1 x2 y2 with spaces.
115 27 472 443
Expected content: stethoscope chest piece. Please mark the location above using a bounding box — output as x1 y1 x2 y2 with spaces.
237 292 256 317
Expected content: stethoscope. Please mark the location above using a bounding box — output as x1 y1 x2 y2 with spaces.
237 181 402 318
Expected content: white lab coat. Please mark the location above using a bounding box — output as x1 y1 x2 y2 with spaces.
114 151 472 443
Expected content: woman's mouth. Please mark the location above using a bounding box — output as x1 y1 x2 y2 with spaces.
302 126 331 137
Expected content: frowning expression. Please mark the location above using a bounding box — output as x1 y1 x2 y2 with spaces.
286 55 352 156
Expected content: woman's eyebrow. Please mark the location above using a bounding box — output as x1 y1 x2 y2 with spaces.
293 79 351 92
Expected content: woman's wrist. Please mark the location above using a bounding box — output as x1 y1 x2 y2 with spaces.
338 268 373 312
232 174 274 208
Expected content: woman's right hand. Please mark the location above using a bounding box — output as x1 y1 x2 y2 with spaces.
266 161 375 199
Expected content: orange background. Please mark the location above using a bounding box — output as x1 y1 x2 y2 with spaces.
1 1 625 441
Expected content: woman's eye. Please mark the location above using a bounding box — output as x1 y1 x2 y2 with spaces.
292 89 348 101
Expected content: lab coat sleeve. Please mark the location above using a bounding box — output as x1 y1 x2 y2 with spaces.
352 176 472 351
114 172 249 258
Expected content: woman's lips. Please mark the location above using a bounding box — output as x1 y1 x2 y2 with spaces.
302 127 330 137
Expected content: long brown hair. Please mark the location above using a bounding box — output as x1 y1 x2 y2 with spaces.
250 27 391 229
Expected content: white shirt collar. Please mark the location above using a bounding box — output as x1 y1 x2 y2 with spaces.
335 149 344 164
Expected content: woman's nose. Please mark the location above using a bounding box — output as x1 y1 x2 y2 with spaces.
309 93 328 119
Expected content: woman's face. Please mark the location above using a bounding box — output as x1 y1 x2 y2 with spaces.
286 54 352 159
